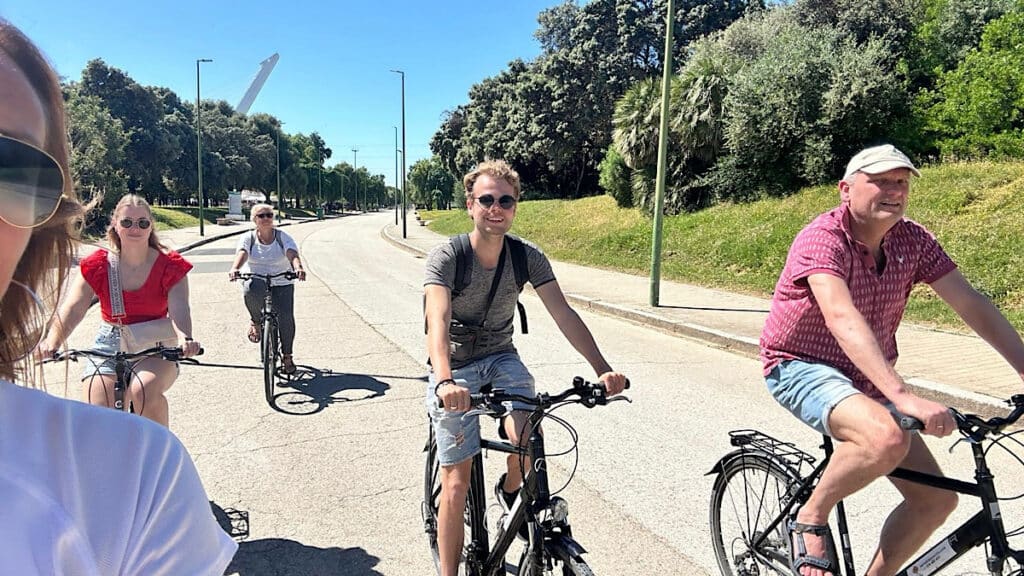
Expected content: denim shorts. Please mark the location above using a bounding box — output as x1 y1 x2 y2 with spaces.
765 359 864 437
80 324 178 381
425 352 535 466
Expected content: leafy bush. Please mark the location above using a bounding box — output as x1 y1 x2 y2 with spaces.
599 145 633 208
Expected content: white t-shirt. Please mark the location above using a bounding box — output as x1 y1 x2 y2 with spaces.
0 380 237 575
236 229 299 287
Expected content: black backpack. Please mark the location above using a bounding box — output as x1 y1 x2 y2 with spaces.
423 233 531 334
450 233 530 334
244 229 285 252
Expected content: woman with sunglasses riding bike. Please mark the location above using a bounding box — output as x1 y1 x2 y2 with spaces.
227 203 306 374
40 193 202 427
2 18 235 573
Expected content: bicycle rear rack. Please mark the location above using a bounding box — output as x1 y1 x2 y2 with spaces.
728 429 817 475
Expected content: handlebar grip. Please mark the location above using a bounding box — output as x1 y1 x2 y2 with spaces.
624 378 631 390
899 416 924 431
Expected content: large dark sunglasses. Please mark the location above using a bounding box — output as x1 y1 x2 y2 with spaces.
255 212 274 219
0 135 65 228
475 194 517 210
119 217 152 229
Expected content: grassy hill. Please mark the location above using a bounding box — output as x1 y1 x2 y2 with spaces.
421 161 1024 332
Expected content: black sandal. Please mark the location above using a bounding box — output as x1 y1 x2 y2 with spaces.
788 519 839 575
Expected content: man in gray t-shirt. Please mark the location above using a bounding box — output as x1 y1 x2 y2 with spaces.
423 159 627 576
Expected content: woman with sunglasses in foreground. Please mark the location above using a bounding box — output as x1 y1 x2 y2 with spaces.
1 19 236 573
228 203 306 374
41 193 202 427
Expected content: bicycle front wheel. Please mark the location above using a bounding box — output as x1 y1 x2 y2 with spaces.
517 550 595 576
262 319 278 407
710 453 797 576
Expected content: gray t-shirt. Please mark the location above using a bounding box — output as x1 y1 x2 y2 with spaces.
424 236 556 367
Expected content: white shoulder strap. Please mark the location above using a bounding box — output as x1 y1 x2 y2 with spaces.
105 250 127 321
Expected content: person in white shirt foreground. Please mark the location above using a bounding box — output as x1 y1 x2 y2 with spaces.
0 17 237 575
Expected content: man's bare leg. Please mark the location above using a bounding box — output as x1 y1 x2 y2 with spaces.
438 458 473 576
864 434 957 575
793 395 912 576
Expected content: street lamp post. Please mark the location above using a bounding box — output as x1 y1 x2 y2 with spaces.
390 69 407 238
351 148 359 212
276 121 284 222
196 58 212 236
393 126 399 225
317 149 323 219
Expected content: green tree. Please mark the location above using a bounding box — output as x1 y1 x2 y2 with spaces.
64 86 129 214
923 8 1024 158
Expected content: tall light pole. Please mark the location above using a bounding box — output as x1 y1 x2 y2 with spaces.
351 148 359 212
393 126 399 225
196 58 212 236
391 69 407 238
317 148 323 219
649 0 674 306
276 120 285 222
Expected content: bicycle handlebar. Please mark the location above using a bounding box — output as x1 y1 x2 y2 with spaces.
233 271 298 281
437 376 630 411
48 346 205 363
899 394 1024 440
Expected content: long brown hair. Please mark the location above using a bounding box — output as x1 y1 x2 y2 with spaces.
105 194 167 252
0 20 85 381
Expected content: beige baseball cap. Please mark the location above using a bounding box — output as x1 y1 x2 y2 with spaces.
843 144 921 180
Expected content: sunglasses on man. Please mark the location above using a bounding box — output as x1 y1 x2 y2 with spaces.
474 194 517 210
0 135 65 228
119 217 152 229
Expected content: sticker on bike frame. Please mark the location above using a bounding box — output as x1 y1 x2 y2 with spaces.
990 502 1002 519
906 539 956 576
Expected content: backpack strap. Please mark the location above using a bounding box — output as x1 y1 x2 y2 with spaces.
451 233 473 298
506 235 530 334
247 229 286 252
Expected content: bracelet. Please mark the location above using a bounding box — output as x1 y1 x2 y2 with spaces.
434 378 456 395
184 337 194 342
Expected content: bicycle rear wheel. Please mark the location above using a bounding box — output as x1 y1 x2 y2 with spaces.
262 318 278 407
710 453 797 576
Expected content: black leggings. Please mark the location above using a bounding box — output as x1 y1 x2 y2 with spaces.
243 279 296 355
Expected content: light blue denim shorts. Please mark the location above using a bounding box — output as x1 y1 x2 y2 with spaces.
765 359 864 437
79 324 178 381
425 351 535 466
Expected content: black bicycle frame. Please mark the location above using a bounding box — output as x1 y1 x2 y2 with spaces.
470 414 552 574
747 435 1022 576
111 353 136 412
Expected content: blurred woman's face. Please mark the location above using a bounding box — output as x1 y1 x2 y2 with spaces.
0 53 45 300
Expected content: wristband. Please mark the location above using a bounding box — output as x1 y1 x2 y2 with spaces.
434 378 456 395
184 337 194 342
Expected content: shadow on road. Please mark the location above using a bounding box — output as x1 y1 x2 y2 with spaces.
270 366 390 415
226 538 384 575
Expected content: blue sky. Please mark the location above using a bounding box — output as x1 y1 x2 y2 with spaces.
4 0 561 187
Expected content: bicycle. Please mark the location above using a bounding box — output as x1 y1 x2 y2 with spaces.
49 345 201 414
234 270 297 407
708 394 1024 576
421 376 631 576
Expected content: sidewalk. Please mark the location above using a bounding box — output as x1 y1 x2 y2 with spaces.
98 211 1018 416
382 217 1021 416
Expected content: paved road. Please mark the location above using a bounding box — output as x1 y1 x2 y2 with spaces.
40 213 1024 575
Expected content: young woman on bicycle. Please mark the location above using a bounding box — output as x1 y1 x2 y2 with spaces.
3 19 235 573
227 203 306 374
40 194 202 427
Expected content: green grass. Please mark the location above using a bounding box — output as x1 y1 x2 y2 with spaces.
422 161 1024 332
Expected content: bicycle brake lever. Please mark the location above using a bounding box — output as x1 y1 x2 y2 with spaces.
607 395 632 405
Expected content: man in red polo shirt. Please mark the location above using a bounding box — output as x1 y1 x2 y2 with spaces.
760 144 1024 576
